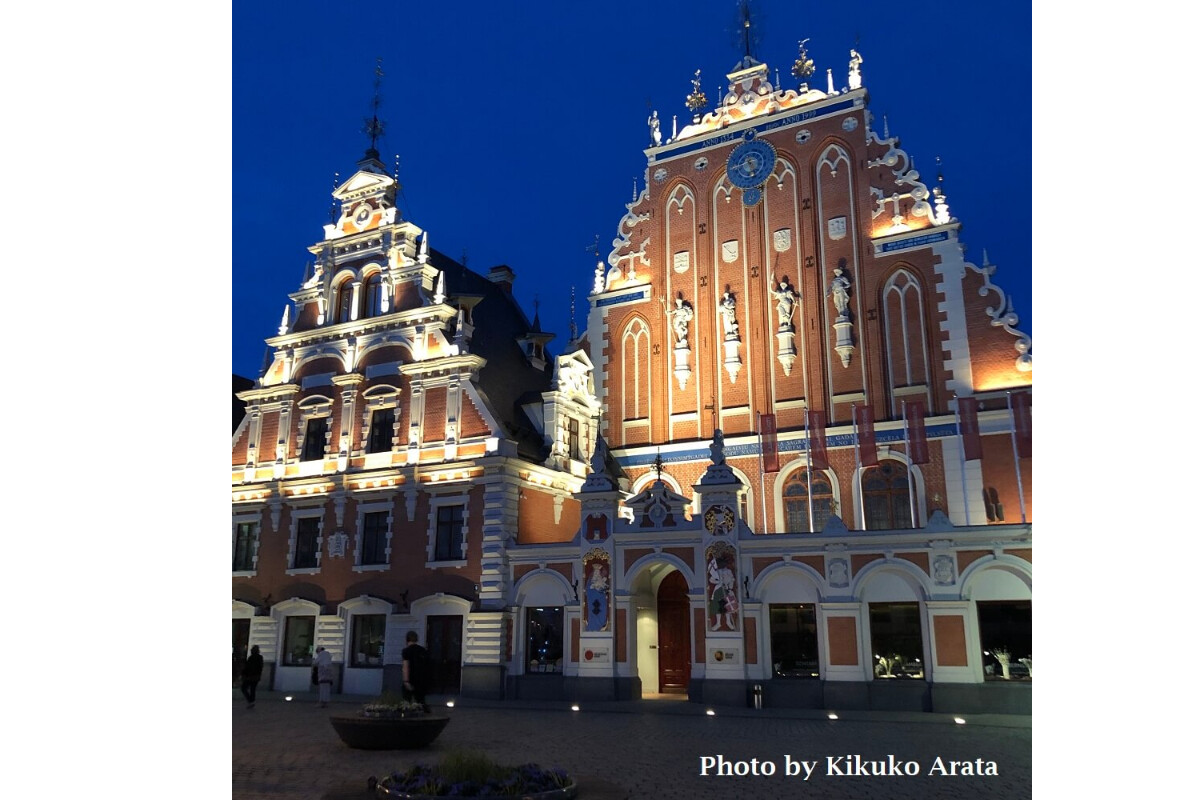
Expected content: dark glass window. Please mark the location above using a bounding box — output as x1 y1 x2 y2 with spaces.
862 462 912 530
434 505 465 561
282 616 315 666
526 607 564 673
367 408 395 454
361 511 388 565
302 417 328 462
233 522 257 571
978 600 1032 681
294 517 320 569
869 602 924 679
769 604 819 678
783 469 834 533
351 615 386 668
568 417 581 460
335 281 354 323
362 273 384 318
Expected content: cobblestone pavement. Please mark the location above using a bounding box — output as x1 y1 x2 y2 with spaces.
232 691 1032 799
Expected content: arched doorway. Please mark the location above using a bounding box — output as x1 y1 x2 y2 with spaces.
657 570 691 693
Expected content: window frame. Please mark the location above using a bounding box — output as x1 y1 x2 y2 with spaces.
782 468 835 533
282 616 317 666
366 406 395 454
287 509 324 574
232 516 261 575
349 613 387 668
525 606 565 674
862 461 913 530
354 501 393 571
867 601 925 680
768 603 820 679
301 416 329 462
425 494 469 566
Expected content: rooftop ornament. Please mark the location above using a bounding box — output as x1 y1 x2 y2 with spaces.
791 38 815 90
686 69 708 123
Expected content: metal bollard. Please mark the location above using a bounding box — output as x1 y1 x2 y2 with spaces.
752 683 763 709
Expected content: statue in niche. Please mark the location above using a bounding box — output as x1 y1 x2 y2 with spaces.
648 110 662 146
772 276 797 328
718 291 739 338
670 296 694 345
828 266 852 318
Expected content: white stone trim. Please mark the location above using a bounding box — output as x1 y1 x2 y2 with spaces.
426 493 469 567
353 499 394 571
286 507 325 575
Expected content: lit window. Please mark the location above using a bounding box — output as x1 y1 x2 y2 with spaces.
978 601 1031 681
362 273 384 318
868 602 924 679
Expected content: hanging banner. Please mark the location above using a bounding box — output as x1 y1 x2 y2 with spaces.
855 405 878 466
905 400 929 464
958 397 982 461
1011 391 1032 458
760 413 779 473
808 409 829 470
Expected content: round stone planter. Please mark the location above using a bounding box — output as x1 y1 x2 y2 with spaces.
375 776 577 799
329 713 450 750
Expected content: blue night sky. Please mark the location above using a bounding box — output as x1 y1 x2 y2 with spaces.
233 0 1031 379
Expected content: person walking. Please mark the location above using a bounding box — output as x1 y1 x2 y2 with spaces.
241 644 263 709
314 646 335 708
401 631 432 711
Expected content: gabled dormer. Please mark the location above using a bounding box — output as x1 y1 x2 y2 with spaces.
323 154 398 241
541 349 601 476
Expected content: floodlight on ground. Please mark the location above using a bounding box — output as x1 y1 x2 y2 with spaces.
828 713 839 720
285 696 293 701
954 717 966 725
446 701 455 708
571 704 580 711
706 709 716 716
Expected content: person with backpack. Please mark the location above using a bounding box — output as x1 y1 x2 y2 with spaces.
401 630 432 711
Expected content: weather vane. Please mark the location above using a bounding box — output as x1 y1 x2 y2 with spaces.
362 57 386 155
734 0 760 60
653 450 665 480
686 69 708 116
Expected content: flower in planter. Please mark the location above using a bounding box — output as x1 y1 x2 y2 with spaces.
380 749 573 797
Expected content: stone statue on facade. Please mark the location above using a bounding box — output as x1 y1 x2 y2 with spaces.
849 49 863 90
670 296 694 345
772 277 797 329
718 291 739 338
648 110 662 146
828 267 851 318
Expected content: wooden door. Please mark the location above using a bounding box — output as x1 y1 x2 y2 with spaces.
657 571 691 693
425 615 463 694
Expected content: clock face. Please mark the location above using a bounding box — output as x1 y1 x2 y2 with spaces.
726 139 776 189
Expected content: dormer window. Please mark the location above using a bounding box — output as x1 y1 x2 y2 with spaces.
568 417 581 461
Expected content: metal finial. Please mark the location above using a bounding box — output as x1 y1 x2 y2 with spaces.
883 115 889 139
632 178 638 202
362 58 386 154
686 69 708 113
329 172 340 223
569 286 578 341
653 450 664 480
936 155 945 186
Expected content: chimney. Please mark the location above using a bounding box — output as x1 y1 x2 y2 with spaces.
487 265 516 294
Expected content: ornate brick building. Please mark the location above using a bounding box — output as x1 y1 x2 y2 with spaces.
233 36 1031 713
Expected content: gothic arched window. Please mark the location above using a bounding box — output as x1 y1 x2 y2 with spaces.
783 469 834 533
862 461 912 530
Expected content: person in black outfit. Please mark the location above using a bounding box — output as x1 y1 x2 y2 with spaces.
401 631 431 711
241 645 264 709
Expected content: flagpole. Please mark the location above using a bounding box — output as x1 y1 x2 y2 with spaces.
852 403 863 529
805 407 814 533
953 396 970 526
902 400 917 529
756 412 769 533
1006 391 1027 524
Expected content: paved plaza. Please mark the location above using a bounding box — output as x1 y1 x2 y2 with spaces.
232 691 1032 799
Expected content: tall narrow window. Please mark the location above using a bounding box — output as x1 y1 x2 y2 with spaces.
434 505 465 561
783 470 834 533
862 462 912 530
335 280 355 324
294 517 320 569
567 417 581 460
362 273 384 318
526 606 564 673
361 511 388 566
302 417 328 462
233 522 258 572
367 408 395 454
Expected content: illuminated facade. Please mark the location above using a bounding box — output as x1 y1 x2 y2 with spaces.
233 39 1032 713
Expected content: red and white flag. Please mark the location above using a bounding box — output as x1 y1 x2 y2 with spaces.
905 400 929 465
854 405 878 466
1011 391 1032 458
958 397 982 461
808 409 829 470
760 413 779 474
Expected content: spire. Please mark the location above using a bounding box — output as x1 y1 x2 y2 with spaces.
418 232 429 264
359 58 387 169
531 295 542 332
734 0 760 61
278 304 290 335
569 286 578 341
434 270 446 305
